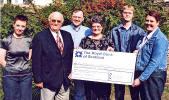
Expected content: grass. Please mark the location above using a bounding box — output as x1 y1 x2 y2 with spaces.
164 87 169 92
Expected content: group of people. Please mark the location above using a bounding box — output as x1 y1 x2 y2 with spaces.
0 4 168 100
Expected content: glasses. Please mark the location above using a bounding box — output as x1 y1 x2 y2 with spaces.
72 16 82 19
123 11 133 15
92 26 102 28
50 19 62 23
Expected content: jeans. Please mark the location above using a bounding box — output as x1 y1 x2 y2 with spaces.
74 80 85 100
141 71 166 100
132 71 166 100
2 70 32 100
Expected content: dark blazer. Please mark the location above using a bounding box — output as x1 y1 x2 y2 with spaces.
32 28 74 92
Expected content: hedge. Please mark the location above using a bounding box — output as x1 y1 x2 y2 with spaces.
1 0 169 39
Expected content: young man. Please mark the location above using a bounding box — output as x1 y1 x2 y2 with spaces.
109 5 145 100
32 11 74 100
61 9 92 100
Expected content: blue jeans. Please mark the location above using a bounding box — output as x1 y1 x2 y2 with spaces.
2 70 32 100
132 71 166 100
141 71 166 100
74 80 85 100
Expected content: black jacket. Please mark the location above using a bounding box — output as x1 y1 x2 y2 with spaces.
32 28 74 93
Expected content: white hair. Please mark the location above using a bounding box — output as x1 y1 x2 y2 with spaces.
48 11 64 23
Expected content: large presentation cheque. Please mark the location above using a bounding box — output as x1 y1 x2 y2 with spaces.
72 49 137 85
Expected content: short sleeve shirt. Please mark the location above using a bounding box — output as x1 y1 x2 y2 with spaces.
0 34 32 73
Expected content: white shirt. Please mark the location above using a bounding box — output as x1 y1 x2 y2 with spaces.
50 29 64 46
139 27 158 49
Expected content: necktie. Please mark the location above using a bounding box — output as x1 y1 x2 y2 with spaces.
56 33 64 54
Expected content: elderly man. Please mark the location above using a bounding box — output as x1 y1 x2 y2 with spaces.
61 8 92 100
32 11 74 100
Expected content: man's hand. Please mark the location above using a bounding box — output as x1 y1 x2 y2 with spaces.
35 82 43 88
132 78 141 87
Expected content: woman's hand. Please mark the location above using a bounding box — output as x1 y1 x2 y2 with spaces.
76 46 82 49
1 61 6 68
107 47 114 51
132 78 141 87
28 49 32 60
133 50 139 55
0 48 7 68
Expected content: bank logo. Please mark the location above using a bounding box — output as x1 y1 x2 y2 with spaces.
75 51 82 57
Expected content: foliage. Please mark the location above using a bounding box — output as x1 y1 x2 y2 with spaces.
0 4 26 39
1 0 169 38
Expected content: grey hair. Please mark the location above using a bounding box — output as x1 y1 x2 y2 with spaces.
90 15 103 26
48 11 64 23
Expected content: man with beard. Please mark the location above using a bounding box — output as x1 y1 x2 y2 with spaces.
109 5 145 100
61 8 92 100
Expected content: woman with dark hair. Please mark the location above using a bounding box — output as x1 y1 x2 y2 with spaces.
78 15 114 100
0 15 32 100
132 10 168 100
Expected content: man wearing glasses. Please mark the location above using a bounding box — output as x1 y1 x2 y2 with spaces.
61 8 92 100
32 11 74 100
109 5 144 100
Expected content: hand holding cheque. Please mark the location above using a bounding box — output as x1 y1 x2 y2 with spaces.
72 49 137 85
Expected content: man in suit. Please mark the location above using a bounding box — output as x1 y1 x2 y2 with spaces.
32 11 74 100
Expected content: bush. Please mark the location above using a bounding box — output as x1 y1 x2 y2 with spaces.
1 0 168 38
1 0 169 39
0 4 26 39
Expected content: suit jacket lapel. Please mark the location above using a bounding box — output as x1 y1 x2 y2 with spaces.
46 28 61 53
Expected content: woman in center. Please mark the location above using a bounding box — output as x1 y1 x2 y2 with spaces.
78 15 114 100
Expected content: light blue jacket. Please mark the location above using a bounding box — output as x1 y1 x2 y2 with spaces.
136 28 168 81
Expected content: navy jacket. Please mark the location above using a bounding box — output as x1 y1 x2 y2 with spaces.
32 28 74 92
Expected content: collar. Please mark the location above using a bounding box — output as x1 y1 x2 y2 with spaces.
118 23 136 31
70 23 82 32
145 27 159 39
13 33 25 38
50 28 61 40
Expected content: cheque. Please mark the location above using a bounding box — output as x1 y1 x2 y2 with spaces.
71 49 137 85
